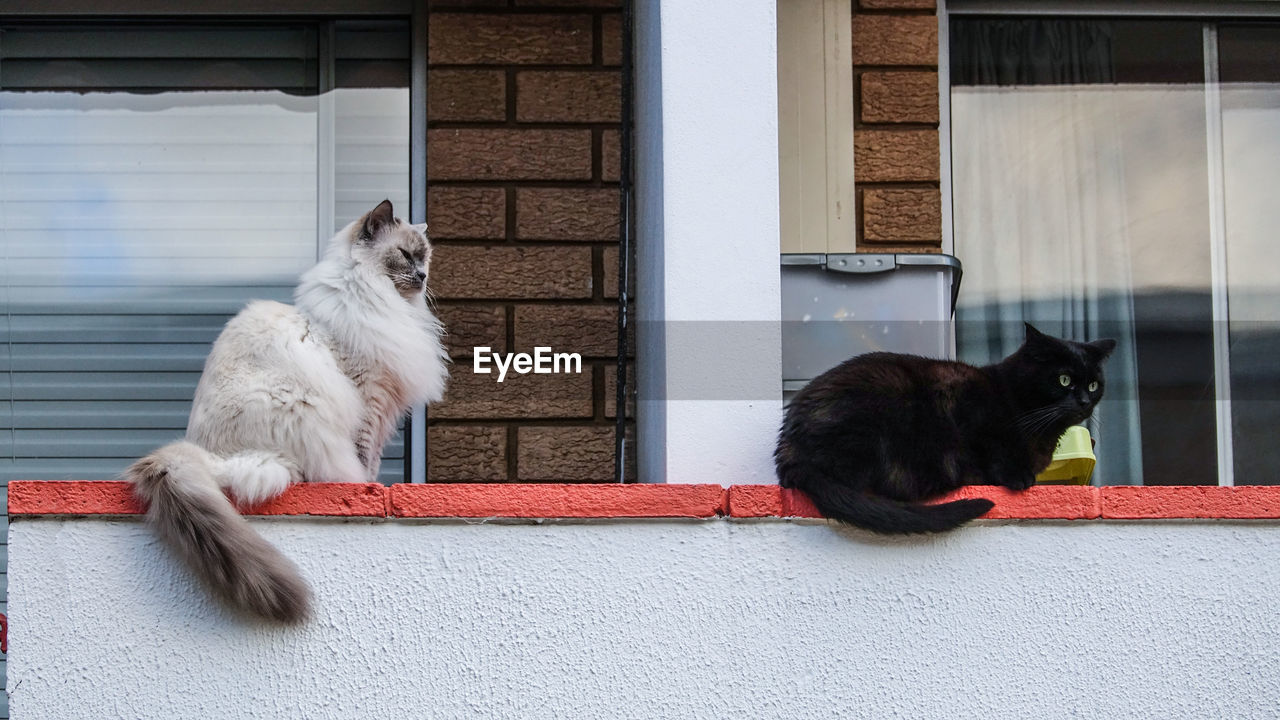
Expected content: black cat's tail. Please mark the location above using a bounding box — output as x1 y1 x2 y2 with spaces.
793 480 994 535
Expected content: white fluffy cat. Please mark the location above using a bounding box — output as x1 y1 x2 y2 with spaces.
128 200 448 623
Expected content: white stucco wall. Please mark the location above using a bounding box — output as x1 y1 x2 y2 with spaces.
9 517 1280 719
634 0 783 486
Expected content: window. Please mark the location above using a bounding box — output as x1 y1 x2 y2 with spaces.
950 14 1280 486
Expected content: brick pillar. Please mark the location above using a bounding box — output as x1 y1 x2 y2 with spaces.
852 0 943 251
424 2 632 482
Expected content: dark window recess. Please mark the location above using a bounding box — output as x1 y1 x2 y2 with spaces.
336 21 411 88
0 25 319 93
951 18 1203 86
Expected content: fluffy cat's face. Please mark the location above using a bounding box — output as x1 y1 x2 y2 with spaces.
350 199 432 300
1012 323 1116 429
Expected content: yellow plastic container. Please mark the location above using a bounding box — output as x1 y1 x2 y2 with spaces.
1035 425 1096 485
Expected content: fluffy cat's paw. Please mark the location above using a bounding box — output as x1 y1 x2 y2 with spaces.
221 453 296 507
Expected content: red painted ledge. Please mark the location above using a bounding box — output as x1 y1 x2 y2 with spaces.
8 481 1280 521
1101 486 1280 519
725 485 1102 520
7 481 387 517
9 481 144 516
5 481 727 520
390 483 726 519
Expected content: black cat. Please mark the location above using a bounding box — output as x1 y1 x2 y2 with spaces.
775 323 1115 534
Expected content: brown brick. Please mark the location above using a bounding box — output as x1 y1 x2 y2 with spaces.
851 15 937 66
428 70 506 122
427 187 506 240
428 129 593 181
854 129 939 183
517 426 614 481
603 245 618 298
604 363 635 418
515 304 629 357
436 304 506 359
860 71 938 124
859 0 935 8
431 245 594 300
601 13 622 66
431 367 593 419
515 188 619 241
429 14 593 65
516 71 621 123
427 425 507 482
601 129 621 182
862 189 941 244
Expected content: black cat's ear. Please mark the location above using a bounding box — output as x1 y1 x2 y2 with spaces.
1086 338 1117 362
358 199 395 244
1021 322 1055 358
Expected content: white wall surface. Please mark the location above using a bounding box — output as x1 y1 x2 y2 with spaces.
634 0 783 486
10 517 1280 719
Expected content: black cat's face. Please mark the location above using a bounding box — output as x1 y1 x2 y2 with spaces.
1010 324 1117 431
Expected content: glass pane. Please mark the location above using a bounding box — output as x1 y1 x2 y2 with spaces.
1220 24 1280 484
951 19 1216 485
333 21 412 237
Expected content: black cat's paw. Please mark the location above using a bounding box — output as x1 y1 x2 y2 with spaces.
1001 474 1036 491
988 468 1039 489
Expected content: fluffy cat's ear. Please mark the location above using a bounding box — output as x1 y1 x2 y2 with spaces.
358 199 395 244
411 222 428 237
1086 338 1117 362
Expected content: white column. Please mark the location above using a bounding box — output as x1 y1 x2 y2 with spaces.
634 0 783 485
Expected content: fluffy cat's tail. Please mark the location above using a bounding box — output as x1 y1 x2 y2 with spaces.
126 441 311 623
795 481 994 535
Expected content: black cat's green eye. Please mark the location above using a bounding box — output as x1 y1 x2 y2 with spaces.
1088 381 1099 392
1058 374 1071 387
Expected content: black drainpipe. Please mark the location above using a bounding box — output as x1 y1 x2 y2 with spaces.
614 0 634 483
